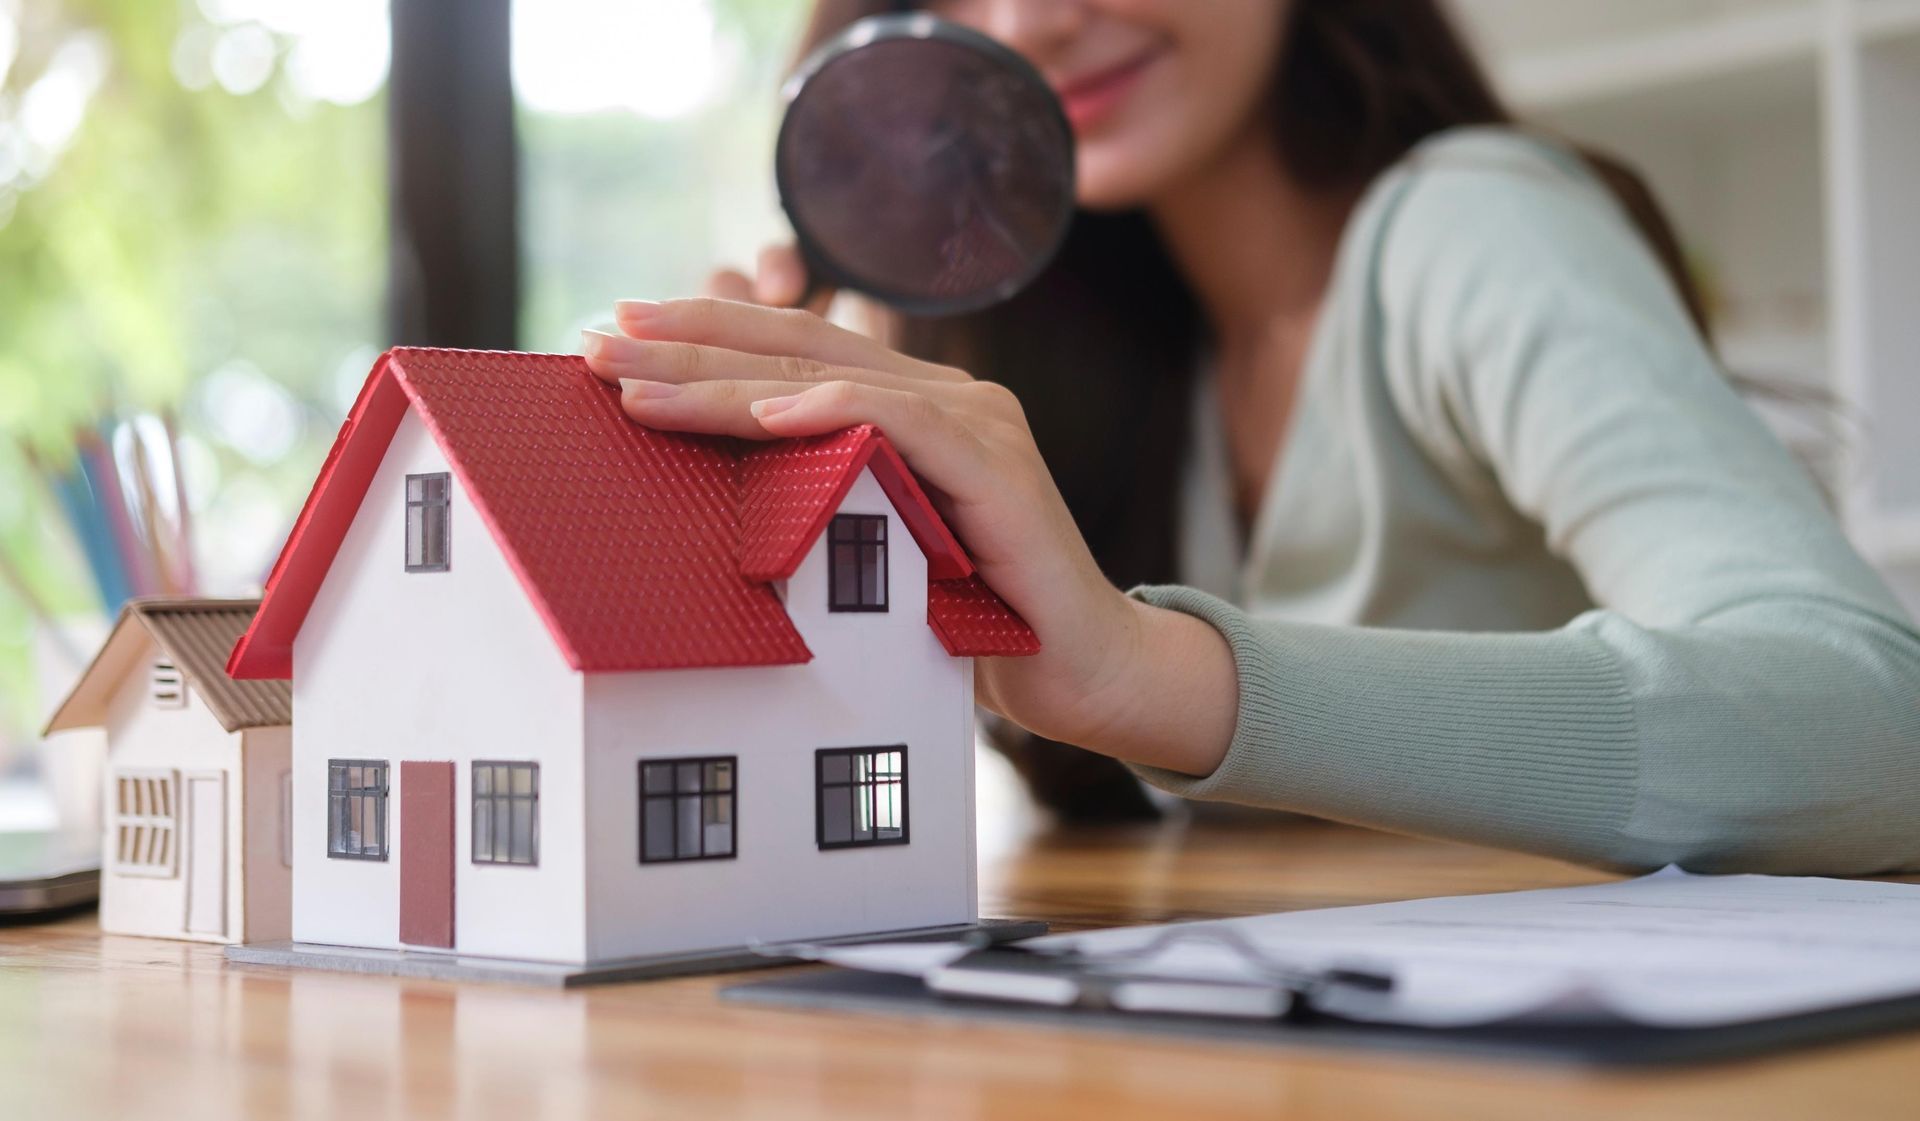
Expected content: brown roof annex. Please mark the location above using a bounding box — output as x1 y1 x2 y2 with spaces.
44 598 290 736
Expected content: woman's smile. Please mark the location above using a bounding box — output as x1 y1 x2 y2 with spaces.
1050 45 1165 133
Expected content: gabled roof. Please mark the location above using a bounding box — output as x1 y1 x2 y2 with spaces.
46 598 289 736
228 347 1037 679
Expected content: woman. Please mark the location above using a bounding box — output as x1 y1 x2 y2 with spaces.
581 0 1920 872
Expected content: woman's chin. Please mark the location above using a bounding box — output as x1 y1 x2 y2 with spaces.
1074 150 1179 212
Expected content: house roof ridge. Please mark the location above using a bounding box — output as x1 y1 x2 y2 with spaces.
47 595 289 736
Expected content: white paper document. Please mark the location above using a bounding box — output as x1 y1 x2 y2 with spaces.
808 869 1920 1028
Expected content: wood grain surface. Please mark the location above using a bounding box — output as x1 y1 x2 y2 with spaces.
4 785 1918 1121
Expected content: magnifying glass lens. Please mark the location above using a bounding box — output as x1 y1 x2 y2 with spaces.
778 18 1076 315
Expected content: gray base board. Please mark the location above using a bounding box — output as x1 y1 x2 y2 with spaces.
224 918 1047 988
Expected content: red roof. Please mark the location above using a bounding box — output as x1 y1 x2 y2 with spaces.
228 348 1036 679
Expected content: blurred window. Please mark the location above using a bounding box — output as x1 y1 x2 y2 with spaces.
513 0 808 349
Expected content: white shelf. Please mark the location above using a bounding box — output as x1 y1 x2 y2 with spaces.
1489 3 1821 111
1857 0 1920 43
1456 0 1920 581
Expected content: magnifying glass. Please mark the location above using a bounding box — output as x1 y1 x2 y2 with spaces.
776 13 1077 316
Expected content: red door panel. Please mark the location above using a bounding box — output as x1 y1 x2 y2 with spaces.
399 761 455 948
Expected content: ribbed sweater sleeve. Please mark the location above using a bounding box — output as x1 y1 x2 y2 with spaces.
1129 138 1920 874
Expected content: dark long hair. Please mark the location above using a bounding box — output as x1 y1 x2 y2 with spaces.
797 0 1709 594
794 0 1712 815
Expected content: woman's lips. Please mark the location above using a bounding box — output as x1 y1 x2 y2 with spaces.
1053 48 1161 131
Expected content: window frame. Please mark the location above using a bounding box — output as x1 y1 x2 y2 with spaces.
404 471 452 572
471 760 540 867
827 513 889 613
637 755 738 864
814 746 910 850
326 759 391 861
112 769 179 878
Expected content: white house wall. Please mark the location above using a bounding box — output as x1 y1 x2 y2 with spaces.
582 467 977 961
98 643 246 943
291 408 586 962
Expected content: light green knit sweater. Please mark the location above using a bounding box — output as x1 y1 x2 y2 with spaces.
1130 127 1920 874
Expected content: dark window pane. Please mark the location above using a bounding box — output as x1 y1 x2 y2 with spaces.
817 748 907 849
639 757 736 862
511 800 534 863
861 545 885 604
423 503 448 566
406 509 424 566
831 543 859 604
473 798 493 861
499 790 514 863
642 798 675 861
822 785 852 844
704 794 734 855
676 794 702 856
851 788 874 842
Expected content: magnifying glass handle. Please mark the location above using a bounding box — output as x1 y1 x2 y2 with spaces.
792 256 839 317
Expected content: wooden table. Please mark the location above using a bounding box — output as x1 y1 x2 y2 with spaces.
4 799 1918 1121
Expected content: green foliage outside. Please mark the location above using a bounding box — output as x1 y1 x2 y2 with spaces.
0 0 385 740
0 0 807 744
520 0 805 349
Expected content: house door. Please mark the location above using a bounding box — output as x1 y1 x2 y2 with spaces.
183 773 227 937
399 762 455 948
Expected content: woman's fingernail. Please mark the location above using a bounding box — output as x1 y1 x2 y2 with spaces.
615 299 662 321
750 394 801 419
581 328 619 357
619 378 680 400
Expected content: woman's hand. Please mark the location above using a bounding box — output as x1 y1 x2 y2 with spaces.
581 298 1237 776
702 243 835 316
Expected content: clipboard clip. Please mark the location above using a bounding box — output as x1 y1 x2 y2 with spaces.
931 926 1395 1021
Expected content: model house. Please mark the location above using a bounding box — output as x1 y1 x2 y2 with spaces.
224 347 1036 970
44 598 291 944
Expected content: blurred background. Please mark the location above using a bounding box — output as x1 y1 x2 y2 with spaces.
2 0 1918 774
0 0 809 767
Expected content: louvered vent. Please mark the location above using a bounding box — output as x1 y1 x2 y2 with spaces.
151 659 187 709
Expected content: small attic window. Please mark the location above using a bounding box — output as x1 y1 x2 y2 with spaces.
828 514 888 612
405 472 451 572
150 660 187 709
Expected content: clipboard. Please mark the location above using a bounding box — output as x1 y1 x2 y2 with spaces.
721 967 1920 1067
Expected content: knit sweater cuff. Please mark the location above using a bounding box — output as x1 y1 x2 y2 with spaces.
1125 585 1641 865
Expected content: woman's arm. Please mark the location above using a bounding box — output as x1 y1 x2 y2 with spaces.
1133 146 1920 874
